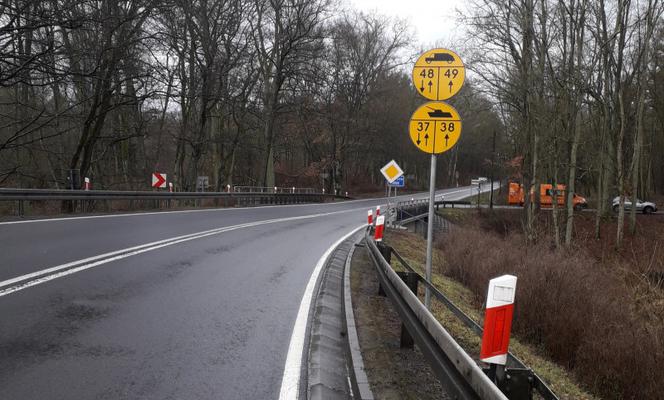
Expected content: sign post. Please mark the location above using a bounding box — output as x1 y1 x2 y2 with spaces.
389 175 405 197
410 48 465 309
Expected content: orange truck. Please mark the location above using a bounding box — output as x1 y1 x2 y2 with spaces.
508 182 588 209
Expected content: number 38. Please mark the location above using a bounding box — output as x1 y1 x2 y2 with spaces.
440 122 455 132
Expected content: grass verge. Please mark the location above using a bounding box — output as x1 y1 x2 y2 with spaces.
384 229 597 400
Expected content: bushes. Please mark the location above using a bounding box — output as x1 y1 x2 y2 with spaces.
438 224 664 399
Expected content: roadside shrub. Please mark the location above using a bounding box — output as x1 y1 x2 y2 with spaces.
438 226 664 399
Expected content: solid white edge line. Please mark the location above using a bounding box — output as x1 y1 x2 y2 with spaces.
0 209 363 297
278 224 365 400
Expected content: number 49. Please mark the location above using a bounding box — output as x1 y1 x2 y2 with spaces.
444 69 459 79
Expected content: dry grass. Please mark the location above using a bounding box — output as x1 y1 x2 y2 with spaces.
385 229 596 400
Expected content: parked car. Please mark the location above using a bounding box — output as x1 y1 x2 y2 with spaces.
611 196 658 214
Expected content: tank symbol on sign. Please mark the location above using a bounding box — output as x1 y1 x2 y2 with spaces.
427 108 452 118
409 101 462 154
425 53 455 64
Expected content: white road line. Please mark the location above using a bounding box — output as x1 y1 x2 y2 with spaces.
0 209 365 297
278 225 365 400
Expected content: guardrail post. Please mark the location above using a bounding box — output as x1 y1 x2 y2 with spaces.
396 271 418 349
376 243 391 296
17 200 24 217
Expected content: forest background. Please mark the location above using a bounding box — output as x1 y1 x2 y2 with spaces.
2 0 664 244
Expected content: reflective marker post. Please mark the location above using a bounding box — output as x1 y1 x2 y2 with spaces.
425 154 436 309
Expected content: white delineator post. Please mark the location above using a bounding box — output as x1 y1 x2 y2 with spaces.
168 182 173 193
227 184 231 193
374 215 385 242
376 205 381 216
480 275 517 366
367 209 373 225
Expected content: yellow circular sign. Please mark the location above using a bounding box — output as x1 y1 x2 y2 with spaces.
409 102 462 154
412 48 465 101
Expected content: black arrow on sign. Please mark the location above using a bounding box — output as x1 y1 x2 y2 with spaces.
424 133 429 146
417 132 421 145
428 80 433 92
420 80 425 92
445 134 450 146
448 81 453 92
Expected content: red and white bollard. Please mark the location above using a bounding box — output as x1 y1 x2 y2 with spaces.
376 205 381 216
367 209 373 225
83 177 91 190
480 275 517 378
374 215 385 242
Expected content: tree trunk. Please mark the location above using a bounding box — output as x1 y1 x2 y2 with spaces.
616 92 626 247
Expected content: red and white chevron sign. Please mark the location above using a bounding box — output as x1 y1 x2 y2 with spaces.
152 172 167 188
480 275 517 365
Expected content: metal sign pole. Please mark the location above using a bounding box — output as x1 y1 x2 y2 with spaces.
425 154 437 309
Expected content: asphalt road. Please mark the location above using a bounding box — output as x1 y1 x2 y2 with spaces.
0 185 489 399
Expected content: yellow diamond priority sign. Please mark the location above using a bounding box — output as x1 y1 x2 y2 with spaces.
380 160 404 184
412 48 465 101
409 101 462 154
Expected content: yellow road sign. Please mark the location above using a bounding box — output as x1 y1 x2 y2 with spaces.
412 48 465 101
409 102 462 154
380 160 404 183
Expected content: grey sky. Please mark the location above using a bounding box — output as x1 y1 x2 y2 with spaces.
347 0 469 47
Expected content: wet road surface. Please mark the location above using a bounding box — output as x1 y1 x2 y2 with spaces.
0 185 485 399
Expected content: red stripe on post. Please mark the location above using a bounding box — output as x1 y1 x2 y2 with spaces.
374 215 385 242
480 303 514 361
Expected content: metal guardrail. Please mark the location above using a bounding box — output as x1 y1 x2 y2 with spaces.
233 186 316 194
364 228 508 400
384 243 559 400
395 199 472 223
0 188 350 217
393 199 469 236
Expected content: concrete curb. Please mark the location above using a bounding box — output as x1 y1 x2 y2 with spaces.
343 236 374 400
307 232 362 400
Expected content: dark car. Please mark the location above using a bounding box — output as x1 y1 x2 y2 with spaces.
425 53 455 64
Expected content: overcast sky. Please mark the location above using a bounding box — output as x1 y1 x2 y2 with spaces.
346 0 470 47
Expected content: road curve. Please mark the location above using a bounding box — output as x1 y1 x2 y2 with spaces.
0 185 486 399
